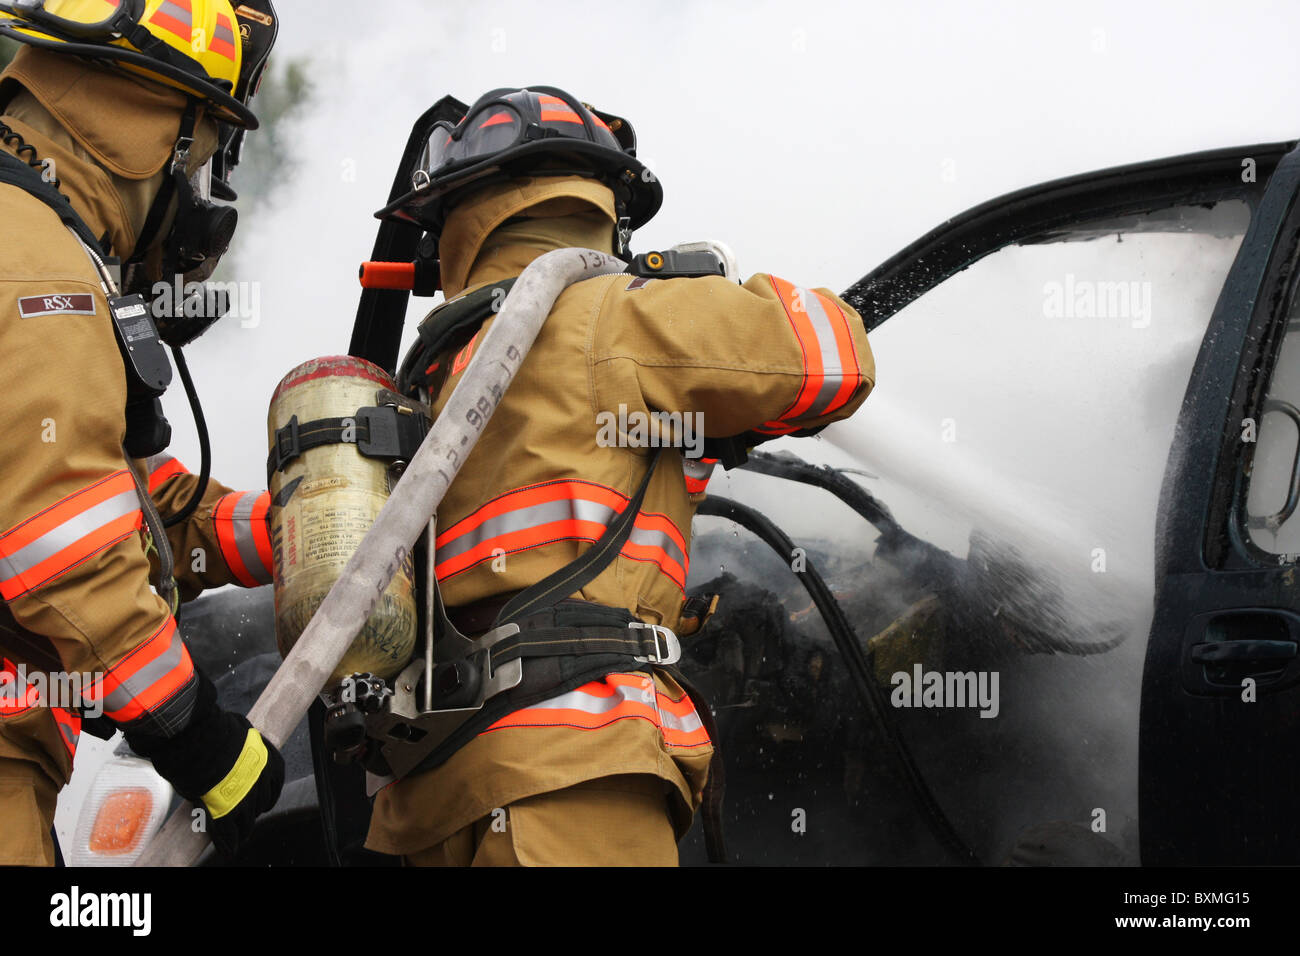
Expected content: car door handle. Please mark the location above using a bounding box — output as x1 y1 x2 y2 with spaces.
1191 640 1298 663
1181 609 1300 693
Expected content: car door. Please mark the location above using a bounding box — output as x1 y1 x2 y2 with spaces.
680 142 1285 865
1140 141 1300 865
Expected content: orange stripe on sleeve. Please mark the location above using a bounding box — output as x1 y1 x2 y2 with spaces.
148 457 189 493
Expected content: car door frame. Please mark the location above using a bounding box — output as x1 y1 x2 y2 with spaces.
843 143 1291 330
1140 141 1300 865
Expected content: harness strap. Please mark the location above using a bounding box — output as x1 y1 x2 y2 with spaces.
486 622 678 670
131 101 197 273
398 278 518 392
405 650 650 781
494 448 665 625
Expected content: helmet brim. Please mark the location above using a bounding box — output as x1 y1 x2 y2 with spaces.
0 22 259 128
375 138 662 230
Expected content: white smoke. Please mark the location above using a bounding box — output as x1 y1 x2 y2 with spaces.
159 0 1300 491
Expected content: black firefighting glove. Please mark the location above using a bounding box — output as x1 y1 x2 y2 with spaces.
125 668 284 858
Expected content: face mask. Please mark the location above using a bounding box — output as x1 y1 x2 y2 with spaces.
170 159 239 282
127 115 239 347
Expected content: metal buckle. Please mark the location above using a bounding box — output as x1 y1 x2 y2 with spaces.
629 622 681 665
171 137 194 176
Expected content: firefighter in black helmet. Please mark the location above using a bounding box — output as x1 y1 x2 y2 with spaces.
358 86 876 865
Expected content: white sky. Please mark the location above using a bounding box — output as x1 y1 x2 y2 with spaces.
165 0 1300 493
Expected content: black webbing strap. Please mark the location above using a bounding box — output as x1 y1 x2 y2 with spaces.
267 415 350 480
415 278 516 354
494 448 665 625
266 406 427 482
132 101 197 270
397 278 517 393
485 605 670 670
351 100 461 375
0 150 103 255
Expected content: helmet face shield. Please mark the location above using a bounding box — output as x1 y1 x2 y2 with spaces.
416 104 524 184
0 0 144 39
413 91 626 192
208 0 278 192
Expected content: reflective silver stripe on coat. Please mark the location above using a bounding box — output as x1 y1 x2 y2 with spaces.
525 679 654 715
659 706 704 734
99 626 187 716
682 458 715 479
525 679 704 734
0 490 139 583
682 458 716 487
799 287 849 418
225 492 272 584
146 453 177 476
57 720 79 752
437 493 685 571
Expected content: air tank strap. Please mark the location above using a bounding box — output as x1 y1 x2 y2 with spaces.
266 404 428 484
397 277 518 393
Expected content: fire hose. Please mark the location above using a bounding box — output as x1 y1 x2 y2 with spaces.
136 247 626 866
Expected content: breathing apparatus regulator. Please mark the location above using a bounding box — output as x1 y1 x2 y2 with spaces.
0 0 278 525
263 87 743 789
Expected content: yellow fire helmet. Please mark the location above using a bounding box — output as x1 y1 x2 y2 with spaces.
0 0 277 129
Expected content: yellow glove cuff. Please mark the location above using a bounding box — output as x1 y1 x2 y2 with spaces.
202 729 268 820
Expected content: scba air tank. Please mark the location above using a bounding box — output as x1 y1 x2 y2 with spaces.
266 355 419 683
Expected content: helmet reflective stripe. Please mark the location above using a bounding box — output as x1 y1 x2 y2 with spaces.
210 8 235 58
147 0 193 46
536 94 582 124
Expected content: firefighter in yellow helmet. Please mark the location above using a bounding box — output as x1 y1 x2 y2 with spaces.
352 87 876 865
0 0 283 865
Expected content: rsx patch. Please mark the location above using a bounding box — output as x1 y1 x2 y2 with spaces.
18 294 96 319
